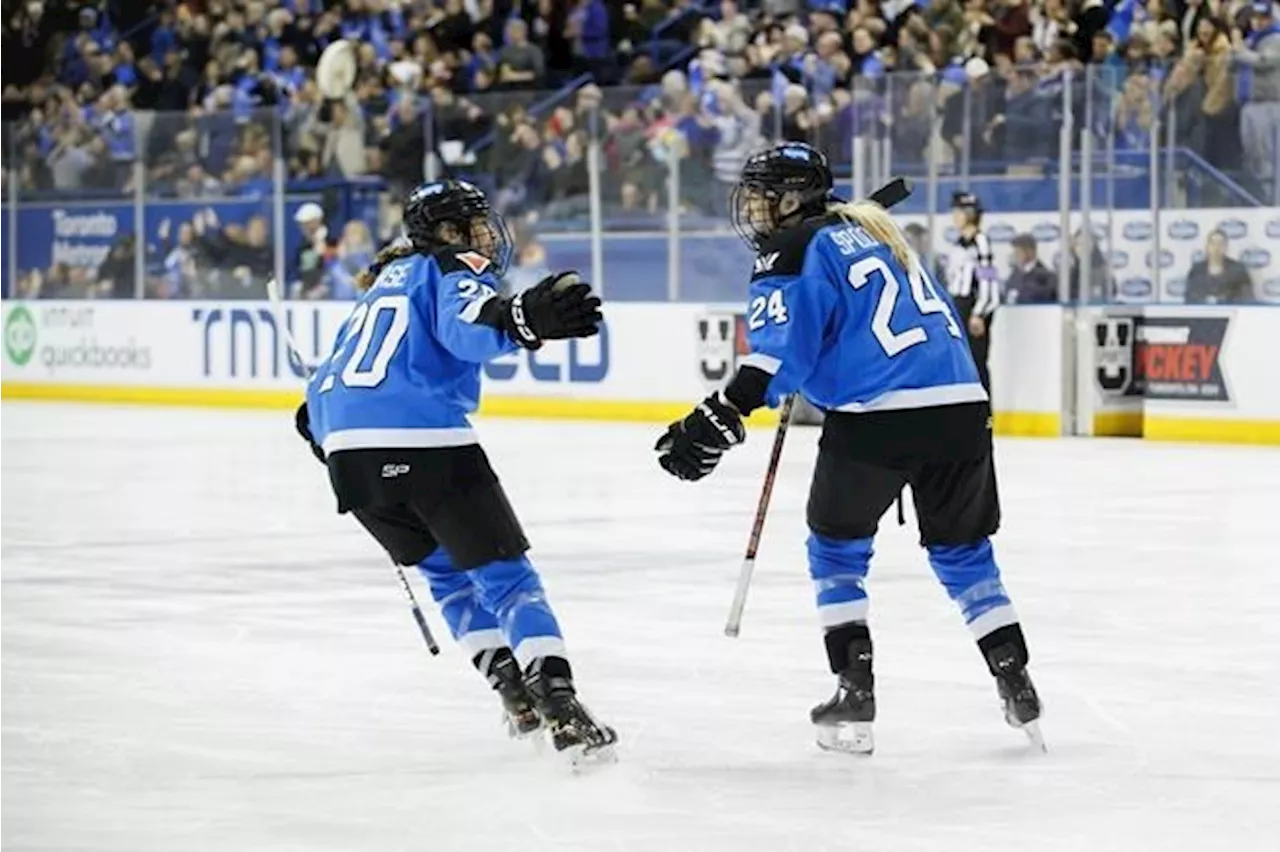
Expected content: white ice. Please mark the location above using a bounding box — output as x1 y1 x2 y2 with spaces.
3 402 1278 852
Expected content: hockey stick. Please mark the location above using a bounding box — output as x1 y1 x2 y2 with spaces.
267 276 441 656
724 393 796 637
723 176 915 638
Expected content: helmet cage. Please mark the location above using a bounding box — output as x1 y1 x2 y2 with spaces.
729 144 834 251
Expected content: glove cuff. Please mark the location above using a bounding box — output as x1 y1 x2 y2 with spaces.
507 292 542 349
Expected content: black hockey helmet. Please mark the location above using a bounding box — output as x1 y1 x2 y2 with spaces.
402 179 514 275
730 142 835 250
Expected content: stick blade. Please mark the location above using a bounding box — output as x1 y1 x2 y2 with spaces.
868 176 914 210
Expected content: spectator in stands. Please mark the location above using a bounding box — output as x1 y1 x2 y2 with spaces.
293 202 331 299
1188 16 1241 170
156 217 199 298
321 220 377 301
568 0 612 79
48 126 96 190
1004 233 1058 303
1235 1 1280 199
709 80 764 215
380 98 427 198
1065 227 1112 302
1116 70 1156 148
1185 229 1254 303
499 18 546 89
95 234 138 299
192 209 273 298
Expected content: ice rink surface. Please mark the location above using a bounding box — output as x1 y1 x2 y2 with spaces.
3 402 1278 852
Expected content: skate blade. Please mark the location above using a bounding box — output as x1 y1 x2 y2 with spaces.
1019 720 1048 753
1004 710 1048 753
560 739 618 774
815 722 874 755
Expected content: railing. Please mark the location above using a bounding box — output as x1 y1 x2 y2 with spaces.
3 66 1277 305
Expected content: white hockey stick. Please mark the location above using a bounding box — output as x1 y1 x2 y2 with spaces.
265 277 319 374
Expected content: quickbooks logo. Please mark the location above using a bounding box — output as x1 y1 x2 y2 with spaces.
5 306 37 366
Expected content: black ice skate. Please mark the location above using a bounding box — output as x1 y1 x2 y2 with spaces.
480 650 542 739
982 633 1046 752
811 639 875 755
526 672 617 769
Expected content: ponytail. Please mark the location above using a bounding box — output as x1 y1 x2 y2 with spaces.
828 200 915 269
354 241 417 291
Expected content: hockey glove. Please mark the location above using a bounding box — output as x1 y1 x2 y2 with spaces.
503 272 602 350
294 403 326 464
655 393 746 482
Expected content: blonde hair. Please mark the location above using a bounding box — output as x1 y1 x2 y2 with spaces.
355 241 416 291
829 200 914 269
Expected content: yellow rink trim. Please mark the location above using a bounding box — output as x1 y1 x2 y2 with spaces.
6 381 1274 444
1142 416 1280 446
993 411 1061 437
1 381 303 409
1093 410 1145 437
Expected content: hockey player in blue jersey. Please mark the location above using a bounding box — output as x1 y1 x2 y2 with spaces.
295 179 616 763
655 143 1042 753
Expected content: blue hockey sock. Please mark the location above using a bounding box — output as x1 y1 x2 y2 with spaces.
468 555 566 670
418 549 505 656
925 539 1018 639
807 533 874 629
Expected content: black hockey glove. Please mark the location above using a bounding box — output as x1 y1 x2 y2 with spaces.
655 393 746 482
294 402 326 465
503 272 602 350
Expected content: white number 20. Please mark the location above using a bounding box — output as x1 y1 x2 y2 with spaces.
319 294 410 391
748 288 789 330
847 255 960 357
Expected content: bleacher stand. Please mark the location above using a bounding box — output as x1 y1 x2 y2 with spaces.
2 0 1278 301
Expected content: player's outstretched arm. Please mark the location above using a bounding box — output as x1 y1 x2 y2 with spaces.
434 270 602 362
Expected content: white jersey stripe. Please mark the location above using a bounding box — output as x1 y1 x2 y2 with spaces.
832 382 989 414
322 427 479 454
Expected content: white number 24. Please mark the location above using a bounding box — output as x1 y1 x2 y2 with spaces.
847 255 961 357
748 289 789 330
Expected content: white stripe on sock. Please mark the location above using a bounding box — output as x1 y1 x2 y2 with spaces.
967 605 1019 640
512 635 567 669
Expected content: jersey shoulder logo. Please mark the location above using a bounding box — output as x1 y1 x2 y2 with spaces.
455 251 492 275
754 252 780 275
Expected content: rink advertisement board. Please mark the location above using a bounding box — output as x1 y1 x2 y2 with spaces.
1094 314 1232 402
3 300 1277 444
0 300 729 421
1089 306 1280 443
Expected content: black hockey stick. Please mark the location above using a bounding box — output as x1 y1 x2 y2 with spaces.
724 176 915 638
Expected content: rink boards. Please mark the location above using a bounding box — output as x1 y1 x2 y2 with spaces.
1 299 1278 445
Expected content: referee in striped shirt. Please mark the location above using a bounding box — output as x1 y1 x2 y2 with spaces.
945 191 999 393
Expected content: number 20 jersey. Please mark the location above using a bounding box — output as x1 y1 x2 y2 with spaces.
743 215 987 413
304 249 516 456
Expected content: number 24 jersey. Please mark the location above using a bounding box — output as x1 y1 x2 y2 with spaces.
742 216 987 413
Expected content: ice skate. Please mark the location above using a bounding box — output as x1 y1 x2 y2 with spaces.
984 640 1046 752
811 639 875 755
527 674 618 770
483 651 542 739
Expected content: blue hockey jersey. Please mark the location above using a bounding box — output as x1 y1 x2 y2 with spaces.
304 248 515 455
738 215 987 413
